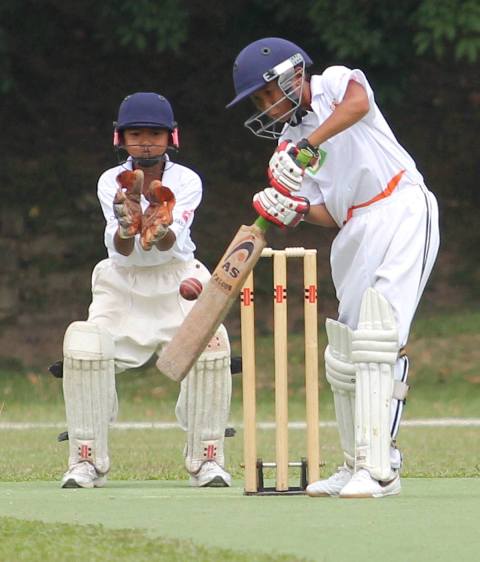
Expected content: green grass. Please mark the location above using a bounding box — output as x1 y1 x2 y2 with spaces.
0 425 479 483
0 308 479 561
1 308 479 421
0 517 296 562
0 308 479 481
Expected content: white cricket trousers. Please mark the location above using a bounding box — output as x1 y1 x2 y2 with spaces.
331 183 439 345
87 258 211 373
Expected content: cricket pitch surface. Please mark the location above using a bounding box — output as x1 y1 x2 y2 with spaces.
1 478 479 561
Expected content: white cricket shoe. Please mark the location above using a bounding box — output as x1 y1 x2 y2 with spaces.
190 461 232 488
306 464 353 497
61 462 107 489
339 468 401 498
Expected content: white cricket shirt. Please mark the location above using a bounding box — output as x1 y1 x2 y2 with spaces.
281 66 425 227
97 156 201 265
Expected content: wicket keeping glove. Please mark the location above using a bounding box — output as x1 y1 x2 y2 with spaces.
140 180 176 250
113 170 143 239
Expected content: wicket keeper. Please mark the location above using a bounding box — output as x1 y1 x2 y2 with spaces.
60 92 232 489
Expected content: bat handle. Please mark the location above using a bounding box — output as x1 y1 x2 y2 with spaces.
254 215 271 231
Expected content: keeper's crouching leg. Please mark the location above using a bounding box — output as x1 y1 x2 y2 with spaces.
175 324 232 486
62 321 116 487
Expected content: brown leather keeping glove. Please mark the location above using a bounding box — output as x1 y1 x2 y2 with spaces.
113 169 144 239
141 180 176 251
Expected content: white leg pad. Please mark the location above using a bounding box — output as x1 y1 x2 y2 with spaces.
324 319 356 467
352 288 399 481
63 321 115 474
175 324 232 474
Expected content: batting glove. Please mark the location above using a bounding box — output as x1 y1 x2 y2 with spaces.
268 138 321 195
253 187 310 228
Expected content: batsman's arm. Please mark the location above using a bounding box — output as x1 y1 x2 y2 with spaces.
305 203 338 228
306 80 369 148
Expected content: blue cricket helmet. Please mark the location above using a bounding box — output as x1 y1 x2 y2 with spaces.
116 92 176 131
226 38 313 108
113 92 179 152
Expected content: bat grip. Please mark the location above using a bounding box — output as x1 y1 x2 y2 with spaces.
254 215 271 231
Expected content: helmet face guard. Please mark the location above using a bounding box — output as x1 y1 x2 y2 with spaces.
227 38 313 140
244 54 306 140
113 125 179 153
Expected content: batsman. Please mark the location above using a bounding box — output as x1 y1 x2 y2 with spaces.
227 38 440 498
60 92 232 488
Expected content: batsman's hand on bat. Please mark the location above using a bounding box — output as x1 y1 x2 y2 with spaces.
113 169 143 239
141 180 176 251
268 138 321 194
253 187 310 228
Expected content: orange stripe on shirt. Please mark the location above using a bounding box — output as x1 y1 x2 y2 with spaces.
344 170 406 225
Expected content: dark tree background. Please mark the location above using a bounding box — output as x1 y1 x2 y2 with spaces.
0 0 479 366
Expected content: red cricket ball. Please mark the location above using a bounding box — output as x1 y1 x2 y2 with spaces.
179 277 203 301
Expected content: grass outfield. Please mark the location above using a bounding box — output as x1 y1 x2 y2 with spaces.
0 426 479 482
0 308 479 560
1 309 479 423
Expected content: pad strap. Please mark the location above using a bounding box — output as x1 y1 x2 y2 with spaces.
393 380 409 401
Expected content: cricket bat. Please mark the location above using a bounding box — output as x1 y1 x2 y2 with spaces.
156 215 270 382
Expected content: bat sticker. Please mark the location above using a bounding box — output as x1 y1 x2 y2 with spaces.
220 238 256 278
224 240 255 262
